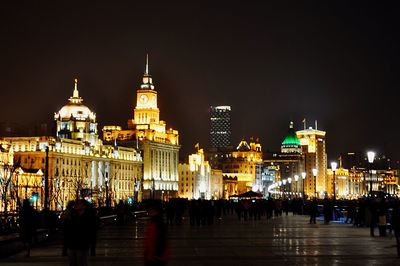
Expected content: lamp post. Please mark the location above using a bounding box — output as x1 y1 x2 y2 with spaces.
312 168 318 198
105 175 109 208
331 162 337 201
367 151 375 196
288 177 292 196
282 179 287 195
44 146 49 211
294 175 299 196
301 172 306 198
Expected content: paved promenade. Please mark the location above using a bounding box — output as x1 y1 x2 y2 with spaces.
1 213 399 266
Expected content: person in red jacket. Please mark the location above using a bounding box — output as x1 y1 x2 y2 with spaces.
144 202 169 266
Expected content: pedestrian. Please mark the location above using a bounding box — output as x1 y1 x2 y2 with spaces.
61 200 75 256
392 202 400 257
144 202 169 266
67 199 91 266
323 196 332 224
309 198 318 224
116 200 126 225
369 198 378 236
19 199 36 257
87 202 100 256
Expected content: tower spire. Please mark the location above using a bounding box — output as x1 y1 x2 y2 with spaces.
145 53 149 74
141 54 154 89
73 78 79 98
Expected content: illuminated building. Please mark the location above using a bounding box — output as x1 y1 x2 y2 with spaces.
281 122 302 154
54 79 100 146
296 123 327 198
4 80 142 210
1 140 43 212
327 166 350 199
264 122 304 198
178 147 212 199
13 167 43 210
0 140 15 212
102 56 180 200
210 169 223 199
222 138 263 195
210 106 232 149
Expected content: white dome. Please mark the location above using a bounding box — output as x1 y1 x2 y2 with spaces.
54 79 96 121
56 103 95 120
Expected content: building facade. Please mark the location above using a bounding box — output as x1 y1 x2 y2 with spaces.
221 139 263 195
178 148 212 199
296 125 327 198
3 80 143 210
102 56 180 200
209 106 232 149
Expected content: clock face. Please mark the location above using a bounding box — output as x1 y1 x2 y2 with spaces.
140 95 148 103
151 96 156 104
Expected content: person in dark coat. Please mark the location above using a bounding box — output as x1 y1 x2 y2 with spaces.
323 197 333 224
392 202 400 257
67 199 91 266
61 200 75 256
19 199 36 257
86 202 100 256
144 202 169 266
309 198 318 224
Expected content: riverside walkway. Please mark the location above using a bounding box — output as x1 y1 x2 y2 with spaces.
1 213 399 266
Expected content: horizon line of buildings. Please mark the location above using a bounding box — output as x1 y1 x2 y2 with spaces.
1 57 399 213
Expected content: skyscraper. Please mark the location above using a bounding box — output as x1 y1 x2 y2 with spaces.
209 106 231 149
296 123 327 198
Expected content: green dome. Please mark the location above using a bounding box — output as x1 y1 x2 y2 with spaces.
281 122 300 146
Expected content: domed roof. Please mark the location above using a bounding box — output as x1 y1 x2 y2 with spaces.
281 122 300 146
57 103 95 120
54 79 96 121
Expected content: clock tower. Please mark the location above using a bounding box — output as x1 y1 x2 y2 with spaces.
133 55 160 126
103 54 180 201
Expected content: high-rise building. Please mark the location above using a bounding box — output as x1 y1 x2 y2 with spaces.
209 106 231 149
102 55 180 200
296 123 327 198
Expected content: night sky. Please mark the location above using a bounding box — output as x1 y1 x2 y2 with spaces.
1 1 399 162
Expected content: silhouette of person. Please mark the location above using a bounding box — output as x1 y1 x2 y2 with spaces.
67 199 91 266
19 199 36 257
309 198 318 224
61 200 75 256
144 202 169 266
392 202 400 257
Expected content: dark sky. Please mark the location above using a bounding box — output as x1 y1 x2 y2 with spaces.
1 1 399 161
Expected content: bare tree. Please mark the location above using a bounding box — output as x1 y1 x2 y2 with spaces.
0 157 20 217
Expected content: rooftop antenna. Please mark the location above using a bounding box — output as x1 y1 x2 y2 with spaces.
145 53 149 74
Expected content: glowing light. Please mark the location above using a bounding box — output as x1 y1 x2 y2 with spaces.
367 151 375 163
312 168 318 176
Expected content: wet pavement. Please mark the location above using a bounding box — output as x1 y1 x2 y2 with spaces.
1 213 399 266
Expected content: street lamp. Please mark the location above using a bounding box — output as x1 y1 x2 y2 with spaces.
331 162 337 201
282 179 287 195
367 151 375 196
301 172 306 198
288 177 292 195
294 175 299 195
312 168 318 197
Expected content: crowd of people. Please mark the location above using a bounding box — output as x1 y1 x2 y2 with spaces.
9 194 400 264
